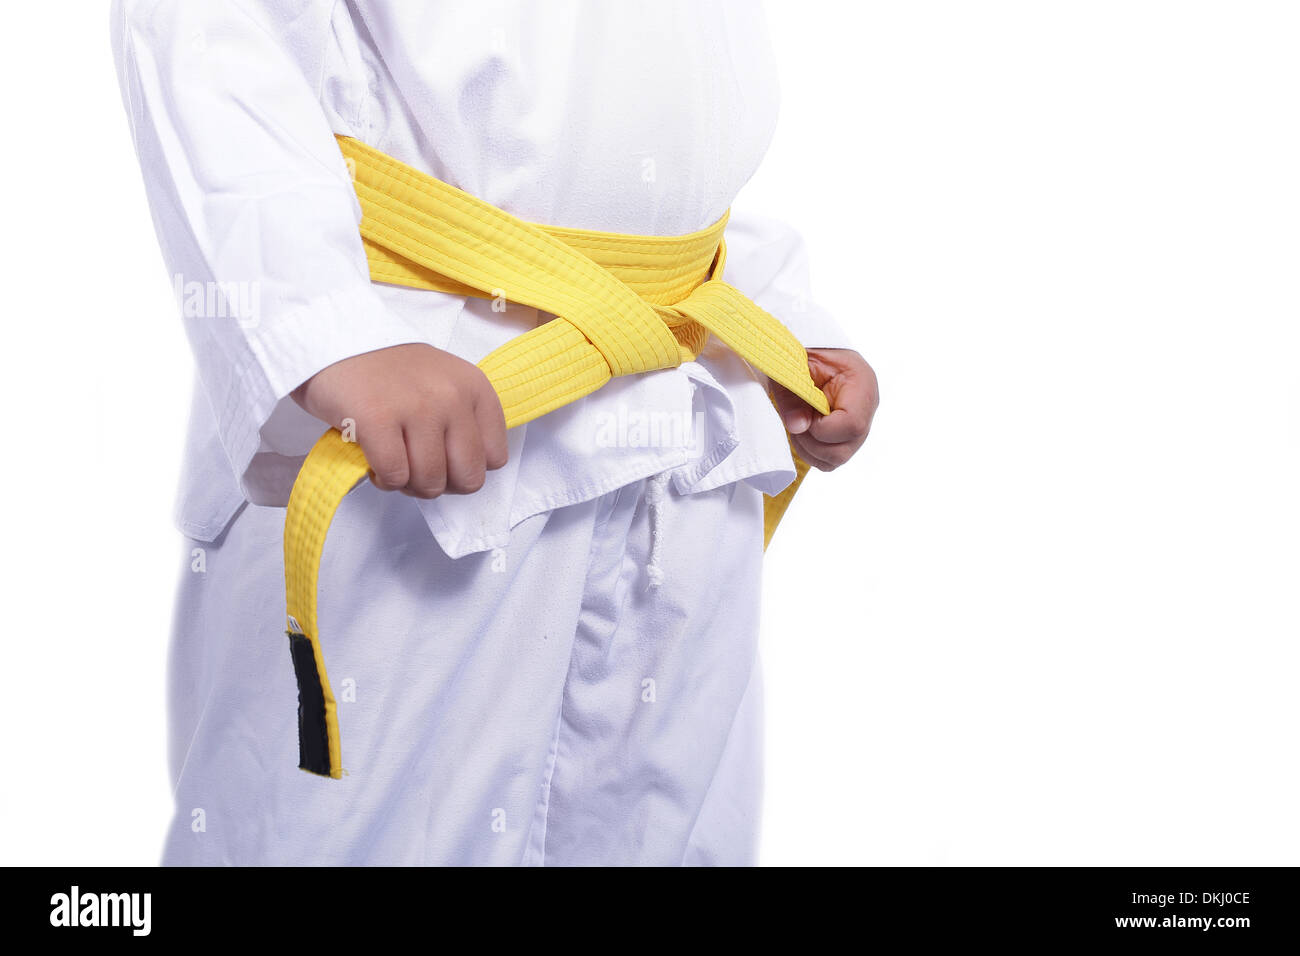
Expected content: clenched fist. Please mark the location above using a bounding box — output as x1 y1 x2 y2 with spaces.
291 343 509 498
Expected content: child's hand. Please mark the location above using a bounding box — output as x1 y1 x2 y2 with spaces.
768 348 879 471
291 344 509 498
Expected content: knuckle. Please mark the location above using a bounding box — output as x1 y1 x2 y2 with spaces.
416 372 455 401
366 457 406 489
454 469 487 494
363 440 408 489
410 479 446 499
468 364 495 393
372 469 407 490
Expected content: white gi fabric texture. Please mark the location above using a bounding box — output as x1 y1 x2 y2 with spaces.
166 474 766 865
112 0 854 865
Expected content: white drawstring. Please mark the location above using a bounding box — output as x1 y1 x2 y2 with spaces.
644 469 673 589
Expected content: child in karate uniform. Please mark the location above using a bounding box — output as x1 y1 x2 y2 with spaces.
112 0 878 865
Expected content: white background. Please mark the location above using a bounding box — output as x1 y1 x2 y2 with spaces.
1 1 1296 865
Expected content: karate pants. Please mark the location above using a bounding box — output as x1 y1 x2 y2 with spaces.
162 472 767 866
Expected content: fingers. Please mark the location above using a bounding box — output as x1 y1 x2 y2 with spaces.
473 380 510 472
443 411 487 494
769 378 814 435
792 430 860 472
767 378 844 471
395 397 499 499
807 405 872 445
400 422 447 498
371 415 488 499
363 406 505 500
362 424 410 491
777 348 879 471
767 371 862 471
793 401 871 471
808 368 878 445
302 345 511 500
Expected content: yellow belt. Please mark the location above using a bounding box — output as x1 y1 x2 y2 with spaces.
284 135 829 778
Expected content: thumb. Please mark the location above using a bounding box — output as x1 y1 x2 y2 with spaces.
768 379 814 435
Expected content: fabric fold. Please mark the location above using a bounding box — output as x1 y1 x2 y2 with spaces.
416 335 799 560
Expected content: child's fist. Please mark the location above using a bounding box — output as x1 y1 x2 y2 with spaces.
291 343 509 498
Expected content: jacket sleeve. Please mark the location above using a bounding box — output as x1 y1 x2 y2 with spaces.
110 0 444 505
722 208 861 354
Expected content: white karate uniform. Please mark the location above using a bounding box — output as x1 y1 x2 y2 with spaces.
111 0 855 865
